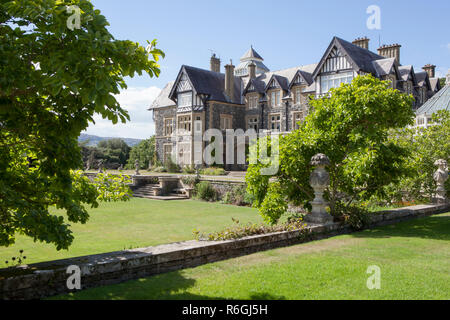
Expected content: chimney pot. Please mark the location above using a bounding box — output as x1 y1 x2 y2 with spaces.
248 62 256 79
422 64 436 78
377 43 401 64
210 54 221 73
225 61 235 101
352 36 370 49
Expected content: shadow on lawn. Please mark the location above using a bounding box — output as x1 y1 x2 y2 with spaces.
59 270 286 300
352 214 450 241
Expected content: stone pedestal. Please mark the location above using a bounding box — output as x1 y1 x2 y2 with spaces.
304 153 334 225
433 159 448 204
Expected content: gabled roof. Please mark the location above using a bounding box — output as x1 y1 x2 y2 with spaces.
416 84 450 116
243 64 316 95
265 74 290 92
398 65 418 86
415 71 431 90
429 78 441 93
288 69 314 89
312 37 385 79
169 65 243 104
241 46 264 61
371 58 397 77
148 81 176 110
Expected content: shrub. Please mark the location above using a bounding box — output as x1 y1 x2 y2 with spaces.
193 217 309 241
194 181 217 201
164 157 180 173
181 176 199 188
222 184 254 206
200 167 226 176
182 165 196 174
332 201 370 230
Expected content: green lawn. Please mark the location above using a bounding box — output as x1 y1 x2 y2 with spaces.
53 212 450 300
0 198 261 268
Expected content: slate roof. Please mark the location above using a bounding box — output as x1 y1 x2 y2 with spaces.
415 84 450 115
148 81 175 110
372 58 396 77
244 64 317 94
415 71 431 89
241 47 264 61
398 65 416 83
429 78 441 92
313 37 386 78
171 65 243 104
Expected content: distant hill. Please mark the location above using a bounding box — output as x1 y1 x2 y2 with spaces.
78 133 143 147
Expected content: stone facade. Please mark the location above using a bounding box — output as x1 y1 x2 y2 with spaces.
149 36 440 169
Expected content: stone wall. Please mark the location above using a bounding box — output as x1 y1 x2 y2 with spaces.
1 203 448 300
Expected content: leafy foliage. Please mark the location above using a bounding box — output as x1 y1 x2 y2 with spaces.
246 75 415 224
193 217 309 241
0 0 164 249
200 167 227 176
194 181 217 201
389 110 450 201
126 136 156 169
222 184 254 206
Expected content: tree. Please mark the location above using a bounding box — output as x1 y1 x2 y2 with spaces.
439 78 446 88
126 136 156 169
97 138 131 169
0 0 164 249
246 75 415 224
390 110 450 201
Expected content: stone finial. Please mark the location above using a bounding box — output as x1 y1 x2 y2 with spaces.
310 153 331 167
305 153 333 225
433 159 448 204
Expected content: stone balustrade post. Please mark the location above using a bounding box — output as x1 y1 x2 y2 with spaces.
433 159 448 204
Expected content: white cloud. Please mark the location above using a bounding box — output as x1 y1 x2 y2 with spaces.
447 43 450 52
84 86 161 139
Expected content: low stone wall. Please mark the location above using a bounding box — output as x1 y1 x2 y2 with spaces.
0 203 448 300
199 178 246 198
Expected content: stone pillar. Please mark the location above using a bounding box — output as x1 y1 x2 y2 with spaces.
304 153 334 225
433 159 448 204
97 159 104 173
134 159 140 176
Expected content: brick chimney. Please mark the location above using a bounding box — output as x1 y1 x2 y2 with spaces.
377 44 401 64
248 61 256 79
210 54 220 73
224 60 235 100
422 64 436 78
352 37 370 50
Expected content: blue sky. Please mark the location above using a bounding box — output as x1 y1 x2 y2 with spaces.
86 0 450 139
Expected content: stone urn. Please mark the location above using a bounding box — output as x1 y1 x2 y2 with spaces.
97 159 104 173
433 159 448 204
304 153 334 225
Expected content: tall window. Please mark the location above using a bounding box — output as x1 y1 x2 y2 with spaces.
163 144 173 163
220 115 233 130
292 111 303 130
247 117 258 131
294 87 301 105
164 118 173 136
320 72 353 94
178 115 191 132
270 90 281 107
248 95 258 109
269 114 281 131
178 92 192 108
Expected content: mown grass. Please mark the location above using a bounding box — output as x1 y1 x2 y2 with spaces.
0 198 261 268
52 212 450 300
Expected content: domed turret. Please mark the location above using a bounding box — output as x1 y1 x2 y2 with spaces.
234 46 269 77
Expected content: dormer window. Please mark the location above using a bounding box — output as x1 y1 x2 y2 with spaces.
270 90 281 107
178 92 192 108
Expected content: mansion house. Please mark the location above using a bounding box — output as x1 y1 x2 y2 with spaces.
149 36 441 169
